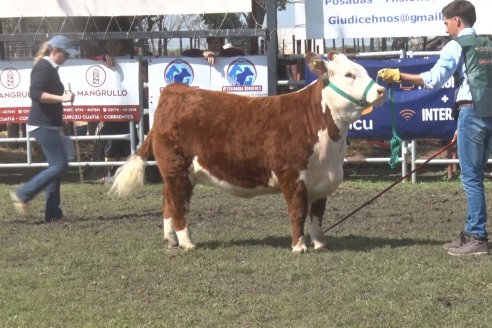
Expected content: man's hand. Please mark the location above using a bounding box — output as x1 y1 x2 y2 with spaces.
104 55 116 70
378 68 401 84
203 51 218 65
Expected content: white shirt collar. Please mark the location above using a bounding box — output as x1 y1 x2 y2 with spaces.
43 56 59 69
458 27 476 37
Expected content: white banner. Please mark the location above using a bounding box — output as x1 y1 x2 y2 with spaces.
0 61 33 124
306 0 490 39
2 0 251 17
0 58 141 123
148 56 268 128
62 59 140 105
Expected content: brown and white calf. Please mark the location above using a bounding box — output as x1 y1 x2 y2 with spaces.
111 52 385 253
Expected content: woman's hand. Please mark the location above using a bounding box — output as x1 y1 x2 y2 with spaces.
61 91 75 103
39 91 75 104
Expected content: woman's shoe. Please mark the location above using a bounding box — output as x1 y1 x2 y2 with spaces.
10 191 29 216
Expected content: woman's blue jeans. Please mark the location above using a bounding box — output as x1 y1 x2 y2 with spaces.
16 127 69 220
457 106 492 239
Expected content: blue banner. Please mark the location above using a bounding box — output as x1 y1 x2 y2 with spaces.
305 56 457 140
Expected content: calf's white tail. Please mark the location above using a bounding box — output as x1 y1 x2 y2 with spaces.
109 155 146 197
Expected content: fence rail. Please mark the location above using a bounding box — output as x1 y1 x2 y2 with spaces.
0 48 477 183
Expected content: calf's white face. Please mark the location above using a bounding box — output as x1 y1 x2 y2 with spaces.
320 53 385 128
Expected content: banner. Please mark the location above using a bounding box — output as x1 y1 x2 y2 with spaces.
305 55 457 140
0 61 32 124
147 56 268 128
0 58 141 123
306 0 490 39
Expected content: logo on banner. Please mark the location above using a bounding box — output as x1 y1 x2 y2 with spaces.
222 57 262 92
86 65 107 87
164 59 194 85
0 67 21 89
400 109 416 121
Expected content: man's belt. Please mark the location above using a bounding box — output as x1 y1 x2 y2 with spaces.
456 100 473 107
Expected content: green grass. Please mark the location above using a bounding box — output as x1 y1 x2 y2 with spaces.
1 180 492 327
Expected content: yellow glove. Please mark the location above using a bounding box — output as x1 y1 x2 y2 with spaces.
377 68 401 84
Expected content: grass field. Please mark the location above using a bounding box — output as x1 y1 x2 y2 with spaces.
1 176 492 327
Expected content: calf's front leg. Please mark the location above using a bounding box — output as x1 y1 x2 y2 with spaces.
279 173 309 253
162 171 195 250
309 198 328 250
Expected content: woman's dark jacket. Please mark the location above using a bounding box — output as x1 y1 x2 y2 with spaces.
28 58 65 127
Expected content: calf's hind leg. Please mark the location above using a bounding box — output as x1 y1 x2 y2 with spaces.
162 172 195 250
162 184 178 248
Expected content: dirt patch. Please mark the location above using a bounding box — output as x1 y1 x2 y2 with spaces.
344 138 458 182
0 140 107 184
346 138 455 160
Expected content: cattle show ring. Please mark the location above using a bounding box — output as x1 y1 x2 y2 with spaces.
1 1 492 327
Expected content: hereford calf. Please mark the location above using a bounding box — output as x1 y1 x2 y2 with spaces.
111 52 385 253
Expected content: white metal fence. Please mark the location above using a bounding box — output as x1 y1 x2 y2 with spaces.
0 49 475 183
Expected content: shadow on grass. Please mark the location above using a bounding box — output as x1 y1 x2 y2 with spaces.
199 234 443 252
2 211 162 225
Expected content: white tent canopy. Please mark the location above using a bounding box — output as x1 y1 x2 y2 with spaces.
2 0 251 17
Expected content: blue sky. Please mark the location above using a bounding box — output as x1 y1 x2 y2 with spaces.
277 3 295 28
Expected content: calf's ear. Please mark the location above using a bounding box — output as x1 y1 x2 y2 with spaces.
305 52 327 76
328 51 339 61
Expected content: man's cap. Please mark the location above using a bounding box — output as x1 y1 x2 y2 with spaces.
48 35 79 56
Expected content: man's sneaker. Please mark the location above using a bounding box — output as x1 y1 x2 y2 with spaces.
443 231 469 250
10 191 29 216
447 236 490 256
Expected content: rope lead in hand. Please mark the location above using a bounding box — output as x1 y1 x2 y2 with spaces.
389 85 402 169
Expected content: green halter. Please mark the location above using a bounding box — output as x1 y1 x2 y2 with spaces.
322 77 401 168
323 78 375 108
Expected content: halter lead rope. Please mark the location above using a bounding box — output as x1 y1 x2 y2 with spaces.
323 139 456 233
388 85 403 169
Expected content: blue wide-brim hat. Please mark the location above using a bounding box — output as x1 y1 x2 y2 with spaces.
48 35 79 56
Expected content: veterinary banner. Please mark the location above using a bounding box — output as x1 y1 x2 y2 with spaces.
0 59 141 123
305 55 457 140
147 56 268 128
306 0 490 39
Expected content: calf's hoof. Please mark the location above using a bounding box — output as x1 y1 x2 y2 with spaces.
313 241 328 251
164 234 179 248
292 236 308 254
180 243 197 251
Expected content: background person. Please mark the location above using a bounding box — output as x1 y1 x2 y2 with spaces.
202 36 224 65
87 38 132 70
183 37 245 64
88 39 134 182
378 0 490 256
10 35 77 223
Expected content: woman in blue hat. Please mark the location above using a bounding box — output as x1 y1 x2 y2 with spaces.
10 35 77 223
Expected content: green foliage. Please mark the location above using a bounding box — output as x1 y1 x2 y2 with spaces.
1 181 492 327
